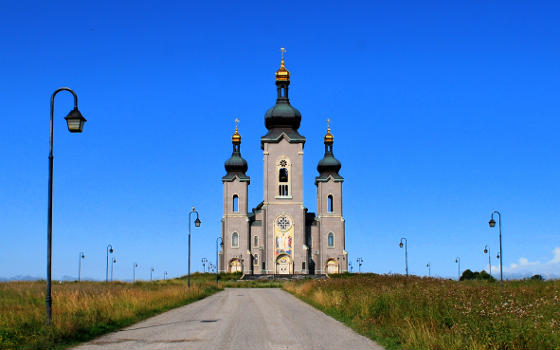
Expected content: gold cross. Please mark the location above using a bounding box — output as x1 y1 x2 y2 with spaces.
327 118 331 130
281 47 286 60
235 117 239 127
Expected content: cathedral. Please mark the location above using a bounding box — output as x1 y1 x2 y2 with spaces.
219 52 347 275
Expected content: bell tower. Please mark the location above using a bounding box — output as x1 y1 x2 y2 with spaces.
315 121 346 274
221 119 250 274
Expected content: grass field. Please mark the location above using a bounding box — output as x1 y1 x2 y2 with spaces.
0 276 227 350
284 274 560 350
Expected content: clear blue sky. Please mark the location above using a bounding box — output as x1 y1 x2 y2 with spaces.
1 1 559 280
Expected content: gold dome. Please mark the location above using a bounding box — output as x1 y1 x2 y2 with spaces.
275 47 290 82
324 119 334 144
232 118 241 144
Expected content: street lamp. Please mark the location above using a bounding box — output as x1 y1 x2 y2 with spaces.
164 271 168 280
188 207 201 288
111 257 117 282
216 236 223 285
489 210 503 282
484 245 492 277
202 258 208 273
106 244 114 282
349 261 353 273
455 257 461 280
133 263 138 282
78 252 85 282
399 237 408 276
46 87 87 324
356 257 363 273
150 267 155 281
426 262 431 277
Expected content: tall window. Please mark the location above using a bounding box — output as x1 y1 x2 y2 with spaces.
328 232 334 247
254 235 259 247
232 232 239 248
233 195 239 212
278 168 289 196
328 195 333 213
254 254 259 265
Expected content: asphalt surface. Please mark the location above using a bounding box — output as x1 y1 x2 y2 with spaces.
73 288 384 350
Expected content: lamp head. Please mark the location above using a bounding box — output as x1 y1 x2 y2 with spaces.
64 108 87 133
484 248 488 254
109 248 113 254
399 242 403 248
489 218 496 228
81 253 85 258
113 258 117 263
194 218 201 227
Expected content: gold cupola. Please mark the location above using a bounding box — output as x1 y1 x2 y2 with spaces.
232 118 241 144
275 47 290 82
324 119 334 144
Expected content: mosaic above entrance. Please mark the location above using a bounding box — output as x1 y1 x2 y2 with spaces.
275 214 294 257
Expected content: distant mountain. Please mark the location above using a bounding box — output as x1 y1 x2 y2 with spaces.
0 275 43 282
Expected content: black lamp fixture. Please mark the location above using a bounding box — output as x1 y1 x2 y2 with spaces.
488 218 496 228
195 217 201 227
64 108 87 133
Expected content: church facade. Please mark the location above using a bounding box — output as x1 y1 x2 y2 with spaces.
219 53 347 275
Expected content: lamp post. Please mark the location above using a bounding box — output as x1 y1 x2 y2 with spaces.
488 211 503 282
216 236 223 285
356 257 363 273
349 261 353 273
46 87 87 324
111 257 117 282
150 267 155 281
399 237 408 276
78 252 85 282
133 263 138 282
187 207 201 288
201 258 208 273
483 245 492 277
426 262 431 277
164 271 168 280
106 244 114 282
455 257 460 280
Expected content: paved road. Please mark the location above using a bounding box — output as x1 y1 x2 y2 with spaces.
73 288 383 350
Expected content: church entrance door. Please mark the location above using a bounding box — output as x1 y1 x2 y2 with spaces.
326 259 339 274
229 258 242 273
276 255 292 274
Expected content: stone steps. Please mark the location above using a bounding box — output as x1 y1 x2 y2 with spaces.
240 274 328 281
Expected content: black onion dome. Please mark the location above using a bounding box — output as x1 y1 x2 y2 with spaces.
264 102 302 130
225 151 248 174
317 151 341 175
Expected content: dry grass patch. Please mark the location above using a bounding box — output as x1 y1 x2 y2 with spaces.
0 279 220 349
284 274 560 350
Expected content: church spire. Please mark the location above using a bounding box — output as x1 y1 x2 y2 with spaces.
224 118 249 180
316 119 343 182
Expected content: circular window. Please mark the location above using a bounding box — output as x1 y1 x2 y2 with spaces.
276 216 292 231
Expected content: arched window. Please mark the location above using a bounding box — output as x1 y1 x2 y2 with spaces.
254 254 259 265
328 195 333 213
328 232 334 247
277 158 291 197
233 195 239 212
232 232 239 248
